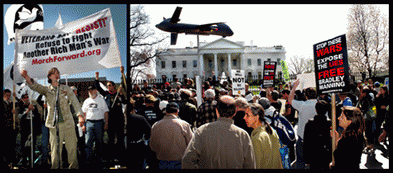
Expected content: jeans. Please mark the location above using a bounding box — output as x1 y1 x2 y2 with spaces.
85 120 104 164
291 136 309 169
159 160 182 169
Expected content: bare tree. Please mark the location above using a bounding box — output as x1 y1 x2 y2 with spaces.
347 4 389 78
130 5 169 86
287 55 314 75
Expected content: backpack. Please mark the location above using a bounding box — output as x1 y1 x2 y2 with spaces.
265 110 296 146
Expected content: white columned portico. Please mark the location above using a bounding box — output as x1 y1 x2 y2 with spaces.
227 53 232 75
199 54 204 77
214 53 218 80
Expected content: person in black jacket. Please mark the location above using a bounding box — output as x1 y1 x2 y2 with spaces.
17 93 41 167
95 71 127 163
304 100 332 169
126 98 151 169
358 86 376 153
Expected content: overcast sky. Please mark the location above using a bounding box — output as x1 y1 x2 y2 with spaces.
139 4 389 60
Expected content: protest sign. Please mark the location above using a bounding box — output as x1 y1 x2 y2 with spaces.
231 70 245 95
280 60 290 82
263 61 277 88
313 34 350 95
295 73 316 91
12 8 121 83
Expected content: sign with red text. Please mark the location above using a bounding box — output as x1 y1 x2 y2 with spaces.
12 8 121 83
313 34 350 95
263 61 277 88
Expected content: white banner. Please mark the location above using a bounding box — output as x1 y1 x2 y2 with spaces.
13 8 121 83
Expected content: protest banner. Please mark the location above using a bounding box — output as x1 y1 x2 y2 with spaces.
12 8 121 83
263 61 277 88
280 60 290 82
231 69 245 95
313 34 350 95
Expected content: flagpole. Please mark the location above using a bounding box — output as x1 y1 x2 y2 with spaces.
29 86 34 168
13 29 19 130
13 85 16 130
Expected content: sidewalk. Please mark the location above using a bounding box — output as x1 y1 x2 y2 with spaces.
360 142 389 169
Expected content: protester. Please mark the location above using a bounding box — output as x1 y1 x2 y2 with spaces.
358 86 377 153
375 85 389 142
234 97 253 135
81 85 109 167
269 90 282 111
69 86 86 168
95 71 127 163
244 103 283 169
378 105 389 145
281 89 297 125
182 95 256 169
258 97 295 169
171 77 181 89
330 106 366 169
195 89 217 128
150 102 193 169
303 100 332 169
288 79 318 169
17 93 41 167
177 89 197 127
21 68 84 169
36 94 51 168
126 98 151 169
3 89 17 169
141 94 163 169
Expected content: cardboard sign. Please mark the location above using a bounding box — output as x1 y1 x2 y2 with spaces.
313 34 350 95
296 73 316 91
231 70 245 95
263 61 277 88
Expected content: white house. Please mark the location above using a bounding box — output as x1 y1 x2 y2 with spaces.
156 38 286 80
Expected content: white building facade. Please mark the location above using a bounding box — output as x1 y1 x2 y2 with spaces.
156 38 286 80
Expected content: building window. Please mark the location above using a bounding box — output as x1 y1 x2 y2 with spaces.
183 60 187 68
277 58 281 65
248 72 252 79
172 61 176 68
247 59 251 66
161 61 166 69
257 59 261 66
193 60 197 68
232 59 237 67
258 72 262 79
208 60 213 68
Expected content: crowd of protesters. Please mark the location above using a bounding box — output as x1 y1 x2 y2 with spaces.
3 69 389 169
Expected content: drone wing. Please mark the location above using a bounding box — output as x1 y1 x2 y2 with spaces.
169 6 182 23
171 33 178 45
